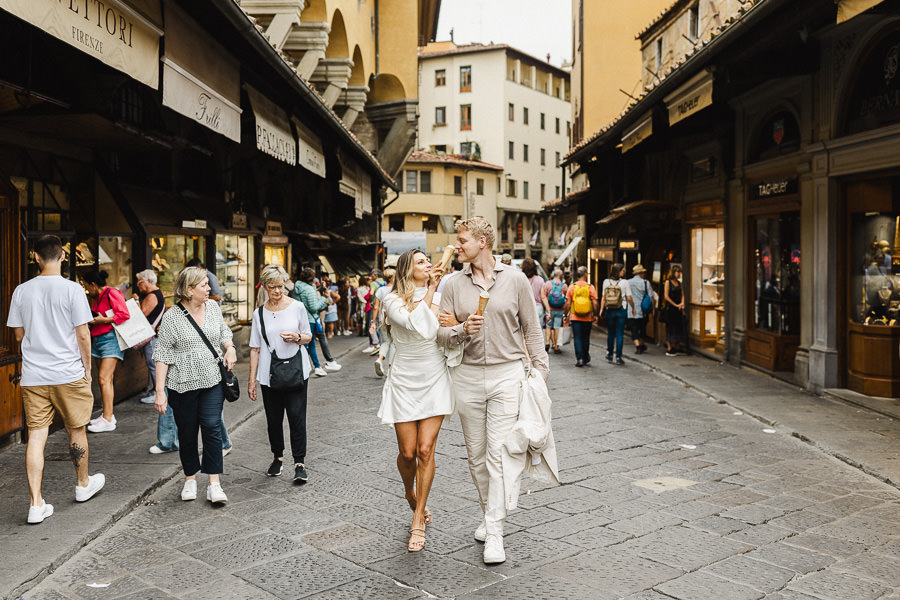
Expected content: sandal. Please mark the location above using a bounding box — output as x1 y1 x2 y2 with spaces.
408 527 426 552
424 507 432 526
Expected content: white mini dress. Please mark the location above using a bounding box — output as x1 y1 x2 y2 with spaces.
377 288 454 424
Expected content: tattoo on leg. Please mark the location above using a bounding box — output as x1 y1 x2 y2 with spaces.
69 443 86 466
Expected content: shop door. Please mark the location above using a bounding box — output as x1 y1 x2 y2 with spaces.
0 192 24 436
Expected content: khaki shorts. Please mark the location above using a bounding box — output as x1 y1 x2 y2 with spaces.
22 377 94 430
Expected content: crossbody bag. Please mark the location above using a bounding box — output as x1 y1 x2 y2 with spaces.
178 303 240 402
258 306 307 390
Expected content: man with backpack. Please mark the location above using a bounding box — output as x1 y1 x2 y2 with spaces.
564 266 598 367
599 263 634 366
541 267 568 353
627 264 657 354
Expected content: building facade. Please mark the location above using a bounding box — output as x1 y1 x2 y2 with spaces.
414 42 571 263
565 0 900 405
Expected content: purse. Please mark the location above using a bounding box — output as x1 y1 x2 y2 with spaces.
258 306 307 390
178 303 240 402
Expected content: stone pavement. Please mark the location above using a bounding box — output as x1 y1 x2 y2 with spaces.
11 331 900 599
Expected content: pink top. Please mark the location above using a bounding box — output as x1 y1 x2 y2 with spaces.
89 286 130 336
528 275 544 305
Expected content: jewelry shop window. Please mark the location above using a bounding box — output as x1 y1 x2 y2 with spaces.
851 213 899 326
689 225 725 350
216 234 254 326
151 234 206 306
752 212 801 335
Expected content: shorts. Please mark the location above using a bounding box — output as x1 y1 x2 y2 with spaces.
324 310 338 323
548 309 565 329
23 377 94 430
91 330 124 360
627 317 647 340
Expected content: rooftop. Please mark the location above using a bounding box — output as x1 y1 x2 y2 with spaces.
407 150 504 171
418 41 571 79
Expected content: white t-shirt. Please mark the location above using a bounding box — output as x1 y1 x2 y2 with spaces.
6 275 93 386
249 300 311 387
375 284 393 303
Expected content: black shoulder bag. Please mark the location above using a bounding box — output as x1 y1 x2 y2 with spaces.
178 303 240 402
258 306 307 390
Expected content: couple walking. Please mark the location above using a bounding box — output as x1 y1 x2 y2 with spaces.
377 217 550 564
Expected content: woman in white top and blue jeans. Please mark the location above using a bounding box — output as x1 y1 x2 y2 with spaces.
248 265 313 482
153 266 237 504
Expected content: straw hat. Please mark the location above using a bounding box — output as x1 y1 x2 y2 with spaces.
632 264 647 275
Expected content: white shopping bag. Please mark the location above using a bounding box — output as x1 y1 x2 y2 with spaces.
559 326 572 346
112 298 155 350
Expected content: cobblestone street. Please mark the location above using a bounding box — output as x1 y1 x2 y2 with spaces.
20 337 900 600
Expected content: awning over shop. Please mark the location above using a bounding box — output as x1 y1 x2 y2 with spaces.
0 0 162 88
621 113 652 153
319 253 373 277
554 236 583 266
162 1 241 142
340 156 373 218
597 200 677 224
837 0 886 23
664 70 714 127
246 85 296 166
293 118 326 179
120 185 212 234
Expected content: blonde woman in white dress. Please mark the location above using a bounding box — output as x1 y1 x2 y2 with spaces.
377 249 454 552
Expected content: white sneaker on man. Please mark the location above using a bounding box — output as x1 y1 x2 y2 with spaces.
474 519 487 542
483 534 506 564
181 479 197 501
75 473 105 502
323 361 342 372
314 367 327 377
87 415 116 433
139 392 155 405
27 500 54 524
207 482 228 503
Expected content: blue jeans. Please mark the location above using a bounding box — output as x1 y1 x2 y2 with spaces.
157 392 231 451
571 320 592 362
143 337 157 388
605 308 628 359
168 384 225 476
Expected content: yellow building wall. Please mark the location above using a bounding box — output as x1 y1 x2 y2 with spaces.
371 0 420 102
572 0 671 141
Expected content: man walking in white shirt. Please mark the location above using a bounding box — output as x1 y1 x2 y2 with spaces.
6 235 105 524
438 217 549 564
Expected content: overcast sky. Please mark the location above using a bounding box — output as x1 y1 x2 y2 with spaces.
436 1 572 67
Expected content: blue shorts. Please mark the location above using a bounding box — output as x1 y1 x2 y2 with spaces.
549 309 565 329
91 330 124 361
324 310 338 323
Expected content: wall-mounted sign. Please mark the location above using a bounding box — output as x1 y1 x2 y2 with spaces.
665 71 714 126
618 239 639 250
293 118 326 179
230 212 248 229
246 85 296 166
181 219 206 229
266 221 283 235
751 177 798 200
621 113 652 153
162 59 241 142
0 0 162 88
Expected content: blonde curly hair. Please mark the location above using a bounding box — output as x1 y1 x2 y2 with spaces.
455 216 495 249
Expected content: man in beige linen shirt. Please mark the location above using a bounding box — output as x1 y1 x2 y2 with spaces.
438 217 549 565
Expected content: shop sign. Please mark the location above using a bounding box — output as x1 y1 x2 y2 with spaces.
619 239 639 250
293 118 326 179
0 0 162 88
621 113 652 153
181 219 206 229
266 221 283 235
246 85 296 166
751 177 798 200
162 59 241 142
513 243 526 251
664 71 714 126
262 235 288 245
230 212 247 229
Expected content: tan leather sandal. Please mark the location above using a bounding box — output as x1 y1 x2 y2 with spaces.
408 527 426 552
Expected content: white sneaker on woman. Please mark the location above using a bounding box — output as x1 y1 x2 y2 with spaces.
313 367 327 377
324 361 341 372
207 482 228 503
181 479 197 501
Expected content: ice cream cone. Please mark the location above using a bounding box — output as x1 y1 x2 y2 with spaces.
476 290 490 316
438 246 455 272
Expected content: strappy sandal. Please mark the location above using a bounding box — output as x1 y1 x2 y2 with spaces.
424 507 432 526
408 527 426 552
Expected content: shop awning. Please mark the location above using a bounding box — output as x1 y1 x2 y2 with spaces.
837 0 885 23
664 70 714 127
597 200 677 224
0 0 162 88
162 1 241 142
293 118 326 179
318 253 373 277
121 185 212 235
621 113 652 153
246 85 296 166
553 236 583 266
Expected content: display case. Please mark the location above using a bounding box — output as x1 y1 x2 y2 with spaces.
689 225 725 350
99 235 133 296
150 234 206 306
216 234 255 326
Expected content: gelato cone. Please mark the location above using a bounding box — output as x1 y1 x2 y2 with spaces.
438 246 455 272
475 290 490 316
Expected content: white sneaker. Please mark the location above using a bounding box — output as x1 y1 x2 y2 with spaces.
75 473 105 502
313 367 327 377
483 534 506 564
27 501 54 524
207 482 228 503
87 415 116 433
139 393 155 404
374 359 384 377
323 361 342 372
148 444 174 454
474 519 487 542
362 345 377 354
181 479 197 501
342 331 352 336
222 445 233 457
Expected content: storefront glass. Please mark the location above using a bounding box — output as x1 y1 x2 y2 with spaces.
689 225 725 350
264 245 286 267
216 234 255 326
99 236 133 296
753 212 801 334
851 213 899 325
151 234 206 305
